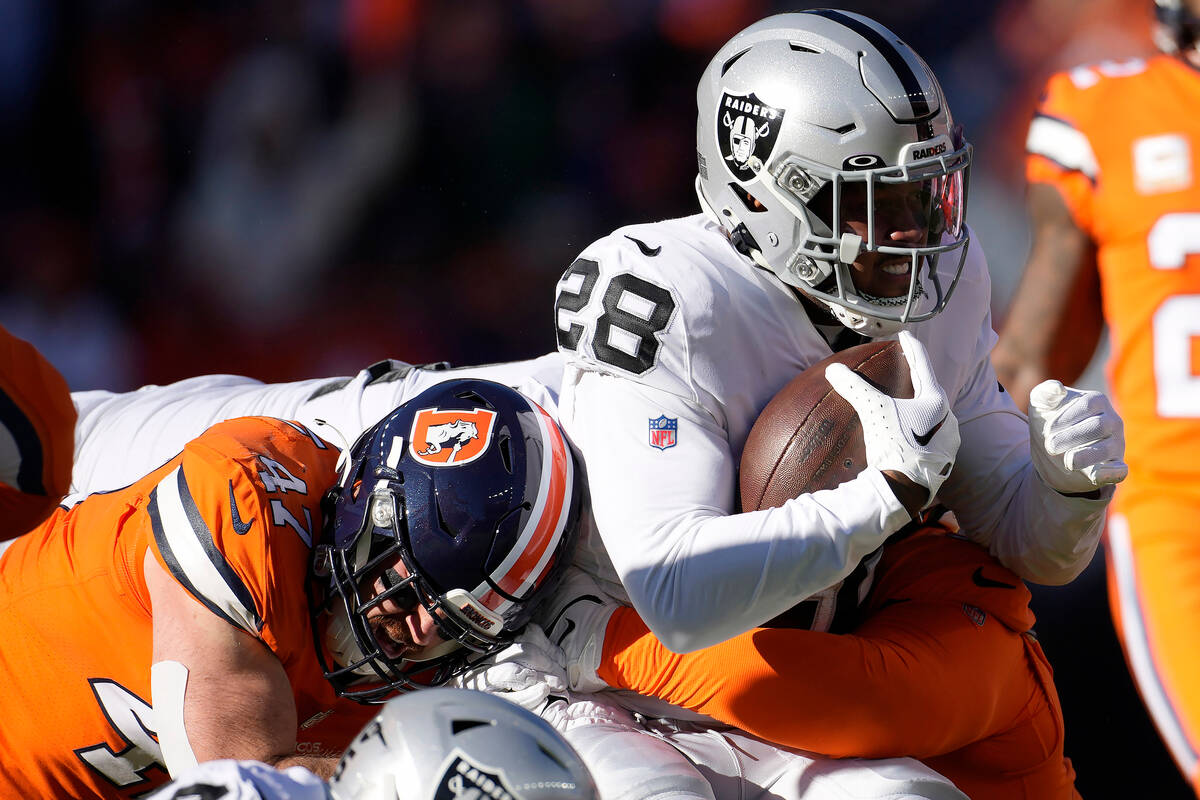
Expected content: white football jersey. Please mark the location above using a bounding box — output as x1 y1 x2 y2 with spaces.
553 213 1110 652
70 354 565 497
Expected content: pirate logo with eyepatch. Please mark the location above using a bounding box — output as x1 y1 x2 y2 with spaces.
718 91 786 181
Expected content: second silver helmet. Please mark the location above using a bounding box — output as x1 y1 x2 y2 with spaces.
328 688 598 800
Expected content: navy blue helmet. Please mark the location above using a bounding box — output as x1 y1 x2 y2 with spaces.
312 379 582 701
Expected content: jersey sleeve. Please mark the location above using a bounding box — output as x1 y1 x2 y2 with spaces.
1025 69 1100 236
928 237 1107 586
596 530 1038 759
143 417 339 660
72 356 565 498
0 325 76 537
563 367 911 653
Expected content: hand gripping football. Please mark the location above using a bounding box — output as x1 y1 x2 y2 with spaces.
740 341 913 511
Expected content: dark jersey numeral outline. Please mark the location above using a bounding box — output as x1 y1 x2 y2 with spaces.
555 258 677 375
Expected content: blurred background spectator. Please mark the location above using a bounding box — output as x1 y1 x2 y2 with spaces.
0 0 1182 794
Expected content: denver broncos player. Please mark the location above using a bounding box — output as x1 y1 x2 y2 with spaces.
992 1 1200 790
0 379 580 799
544 524 1080 800
0 323 75 535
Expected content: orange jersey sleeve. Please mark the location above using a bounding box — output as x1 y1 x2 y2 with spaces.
1024 56 1200 498
0 417 370 799
143 417 333 665
0 325 76 538
598 529 1077 800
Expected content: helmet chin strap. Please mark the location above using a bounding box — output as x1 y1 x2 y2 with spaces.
818 298 904 336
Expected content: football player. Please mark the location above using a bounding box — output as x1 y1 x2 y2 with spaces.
0 379 580 799
55 355 971 800
146 688 599 800
0 324 75 535
541 524 1079 800
545 9 1126 798
991 0 1200 791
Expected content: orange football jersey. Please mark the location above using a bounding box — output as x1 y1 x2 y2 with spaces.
1027 55 1200 790
0 324 76 539
1025 54 1200 513
0 417 375 799
599 528 1078 800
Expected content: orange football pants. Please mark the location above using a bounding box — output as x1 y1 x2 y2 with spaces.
0 325 75 539
1107 485 1200 795
598 528 1080 800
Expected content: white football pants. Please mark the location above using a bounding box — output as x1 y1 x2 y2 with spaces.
544 695 967 800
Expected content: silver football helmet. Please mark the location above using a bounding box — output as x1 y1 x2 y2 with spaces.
1154 0 1200 59
695 10 972 335
328 688 598 800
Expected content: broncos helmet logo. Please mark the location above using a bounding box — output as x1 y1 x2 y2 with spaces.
409 408 497 466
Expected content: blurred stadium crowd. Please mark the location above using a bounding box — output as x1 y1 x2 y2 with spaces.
0 0 1187 795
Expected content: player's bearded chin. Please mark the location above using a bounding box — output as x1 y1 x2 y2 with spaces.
369 613 417 659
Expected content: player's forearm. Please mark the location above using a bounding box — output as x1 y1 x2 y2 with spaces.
1004 463 1108 585
611 470 910 652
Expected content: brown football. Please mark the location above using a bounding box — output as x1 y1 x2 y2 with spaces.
740 340 914 512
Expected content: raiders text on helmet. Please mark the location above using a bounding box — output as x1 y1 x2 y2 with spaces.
695 9 972 335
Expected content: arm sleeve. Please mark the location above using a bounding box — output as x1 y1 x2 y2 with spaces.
565 369 911 652
597 536 1037 759
144 418 336 656
72 356 563 497
938 353 1108 585
1024 71 1098 237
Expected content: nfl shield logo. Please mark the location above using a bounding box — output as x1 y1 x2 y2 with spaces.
648 415 677 450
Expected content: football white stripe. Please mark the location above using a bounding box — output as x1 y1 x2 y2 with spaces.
1026 115 1099 179
154 467 260 635
1108 513 1197 778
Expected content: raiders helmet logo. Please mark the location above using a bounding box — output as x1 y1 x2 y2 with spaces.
718 91 786 181
434 753 517 800
409 407 498 466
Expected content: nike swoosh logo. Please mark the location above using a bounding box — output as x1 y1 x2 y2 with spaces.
912 413 949 447
625 235 661 257
228 481 254 535
971 566 1017 589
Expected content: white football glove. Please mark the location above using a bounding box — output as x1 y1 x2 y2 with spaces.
451 624 567 712
1027 379 1128 494
825 330 960 507
540 569 620 695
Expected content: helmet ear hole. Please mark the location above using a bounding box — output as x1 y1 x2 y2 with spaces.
731 184 767 213
806 182 835 231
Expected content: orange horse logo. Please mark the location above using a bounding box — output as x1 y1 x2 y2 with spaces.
409 407 498 466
